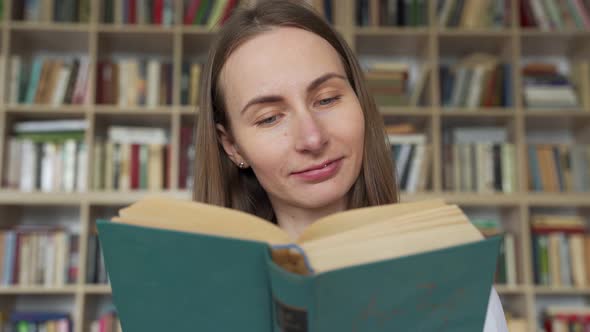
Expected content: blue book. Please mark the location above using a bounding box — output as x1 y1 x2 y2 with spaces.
528 145 542 191
97 198 502 332
502 63 512 107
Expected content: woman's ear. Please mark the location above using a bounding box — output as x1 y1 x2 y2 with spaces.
216 123 248 168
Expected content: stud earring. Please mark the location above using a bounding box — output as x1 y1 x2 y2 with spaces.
239 162 245 168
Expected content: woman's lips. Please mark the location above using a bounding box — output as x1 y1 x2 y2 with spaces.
291 158 343 183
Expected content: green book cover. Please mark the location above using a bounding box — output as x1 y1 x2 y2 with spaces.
97 219 501 331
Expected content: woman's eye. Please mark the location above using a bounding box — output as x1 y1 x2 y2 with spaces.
316 95 341 107
256 114 281 126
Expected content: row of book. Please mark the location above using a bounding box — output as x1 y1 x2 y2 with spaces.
96 59 173 107
442 127 516 193
8 56 90 106
182 0 241 27
93 126 171 191
386 124 430 192
440 55 513 108
356 0 428 27
361 59 429 107
103 0 175 25
12 0 90 22
472 218 518 286
528 144 590 193
438 0 510 28
90 310 122 332
4 313 71 332
181 62 202 106
532 215 589 287
3 120 88 192
520 0 590 30
543 307 590 331
0 228 79 287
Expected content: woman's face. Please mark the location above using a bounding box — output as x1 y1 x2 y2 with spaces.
218 26 365 210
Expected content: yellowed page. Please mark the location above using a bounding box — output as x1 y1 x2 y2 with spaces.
301 206 464 252
307 222 484 273
297 199 446 243
115 196 291 245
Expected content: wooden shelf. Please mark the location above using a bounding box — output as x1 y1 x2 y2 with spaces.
2 1 590 331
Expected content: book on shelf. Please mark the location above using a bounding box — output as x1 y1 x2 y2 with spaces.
438 0 511 28
519 0 590 30
439 53 513 109
8 56 90 106
178 126 195 190
527 144 590 193
542 306 590 332
0 226 79 287
471 217 517 286
3 119 88 193
93 126 171 191
522 62 580 110
103 0 175 25
87 233 109 284
97 197 502 331
8 312 71 332
90 309 122 332
96 58 173 108
385 123 430 193
183 0 242 28
181 61 202 106
356 0 428 27
571 60 590 111
531 214 589 287
442 126 517 193
360 59 429 107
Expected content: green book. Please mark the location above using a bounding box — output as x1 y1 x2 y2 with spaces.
97 198 501 332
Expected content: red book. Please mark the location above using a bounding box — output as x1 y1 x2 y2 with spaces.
519 0 536 27
153 0 164 24
184 0 202 25
220 0 238 25
129 0 137 24
130 144 140 190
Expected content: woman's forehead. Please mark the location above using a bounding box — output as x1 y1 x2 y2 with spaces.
219 27 346 104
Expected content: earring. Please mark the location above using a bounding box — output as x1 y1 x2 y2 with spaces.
239 162 245 168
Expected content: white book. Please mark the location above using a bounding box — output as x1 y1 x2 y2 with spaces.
504 234 517 286
108 126 168 145
450 67 468 107
148 144 164 191
466 66 486 108
405 144 425 193
387 133 426 145
51 63 72 106
147 59 161 108
53 144 64 191
19 140 37 192
14 119 87 133
501 143 516 193
559 233 573 286
127 60 140 106
72 58 90 104
530 0 551 30
90 321 99 332
44 234 55 287
76 143 88 192
569 234 587 287
63 139 78 192
54 232 65 286
41 142 56 192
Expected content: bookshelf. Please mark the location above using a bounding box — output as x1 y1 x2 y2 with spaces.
0 0 590 331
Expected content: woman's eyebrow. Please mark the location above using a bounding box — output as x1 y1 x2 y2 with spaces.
240 72 347 116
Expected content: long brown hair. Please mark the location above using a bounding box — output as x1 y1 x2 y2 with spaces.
193 0 398 222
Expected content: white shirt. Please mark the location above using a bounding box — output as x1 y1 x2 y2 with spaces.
483 287 509 332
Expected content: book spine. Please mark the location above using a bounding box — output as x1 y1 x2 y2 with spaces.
267 255 315 332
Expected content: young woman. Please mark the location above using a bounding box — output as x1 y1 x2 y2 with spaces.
193 1 508 330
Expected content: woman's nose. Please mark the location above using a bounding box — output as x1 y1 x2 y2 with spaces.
293 110 328 154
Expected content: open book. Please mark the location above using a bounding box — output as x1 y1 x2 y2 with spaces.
97 197 502 332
